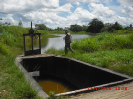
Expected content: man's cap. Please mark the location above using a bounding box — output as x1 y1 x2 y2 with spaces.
65 29 69 33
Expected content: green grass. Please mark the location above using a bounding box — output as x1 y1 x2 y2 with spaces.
0 25 50 99
0 54 43 99
45 32 133 77
0 25 70 99
111 29 133 34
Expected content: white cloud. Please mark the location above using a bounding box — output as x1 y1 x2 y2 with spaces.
61 0 112 3
101 0 112 3
35 7 95 29
75 2 80 6
1 14 18 25
97 13 131 26
117 0 133 6
108 5 122 14
111 15 132 26
116 0 133 19
0 0 59 13
23 22 32 28
66 7 95 27
74 7 95 20
0 0 132 29
122 6 133 18
88 3 115 18
22 11 67 27
40 3 73 13
62 0 100 3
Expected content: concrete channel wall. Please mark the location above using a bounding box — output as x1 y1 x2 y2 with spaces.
22 56 131 89
15 56 48 98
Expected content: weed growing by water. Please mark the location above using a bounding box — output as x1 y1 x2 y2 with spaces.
46 47 64 55
0 55 42 99
45 91 70 99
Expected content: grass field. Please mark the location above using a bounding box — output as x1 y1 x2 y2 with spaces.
0 25 70 99
0 26 50 99
45 31 133 77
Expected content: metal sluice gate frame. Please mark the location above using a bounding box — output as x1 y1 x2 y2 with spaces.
23 22 41 56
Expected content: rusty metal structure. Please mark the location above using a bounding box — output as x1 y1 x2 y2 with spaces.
23 22 41 56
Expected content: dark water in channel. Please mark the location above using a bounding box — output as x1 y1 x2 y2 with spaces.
34 74 79 95
38 81 70 94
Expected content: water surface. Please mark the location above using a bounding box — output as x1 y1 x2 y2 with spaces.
36 74 79 95
38 80 70 94
41 34 95 53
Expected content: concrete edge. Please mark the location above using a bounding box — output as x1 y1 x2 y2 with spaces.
22 54 133 79
16 54 133 98
56 56 133 79
15 56 48 98
55 78 133 96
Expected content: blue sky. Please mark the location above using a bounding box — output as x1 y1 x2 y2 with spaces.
0 0 133 29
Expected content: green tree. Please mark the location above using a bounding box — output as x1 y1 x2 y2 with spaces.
100 26 108 32
18 21 23 27
65 27 69 30
87 18 104 33
100 22 123 32
70 24 83 32
55 27 63 31
35 24 48 30
1 22 11 26
82 25 88 31
0 18 2 26
124 26 129 30
101 23 113 32
112 21 123 30
130 24 132 28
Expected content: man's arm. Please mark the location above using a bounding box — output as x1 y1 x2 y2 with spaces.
63 37 68 39
63 34 69 39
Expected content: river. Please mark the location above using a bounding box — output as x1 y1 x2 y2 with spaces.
33 34 96 54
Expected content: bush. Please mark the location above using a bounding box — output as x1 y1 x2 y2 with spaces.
72 37 98 52
72 33 133 52
0 25 4 33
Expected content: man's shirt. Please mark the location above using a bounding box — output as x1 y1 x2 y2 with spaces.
65 33 72 44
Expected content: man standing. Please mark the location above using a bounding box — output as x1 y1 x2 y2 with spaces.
63 29 74 55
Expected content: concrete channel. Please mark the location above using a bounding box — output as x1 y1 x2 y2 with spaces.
15 54 133 98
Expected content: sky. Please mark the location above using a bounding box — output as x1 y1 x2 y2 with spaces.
0 0 133 29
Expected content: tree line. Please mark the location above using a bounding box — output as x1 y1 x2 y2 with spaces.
48 18 132 33
1 17 132 33
70 18 132 33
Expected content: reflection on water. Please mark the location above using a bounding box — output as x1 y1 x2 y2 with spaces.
41 34 96 53
36 74 79 95
38 80 69 94
25 37 48 51
25 34 95 54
